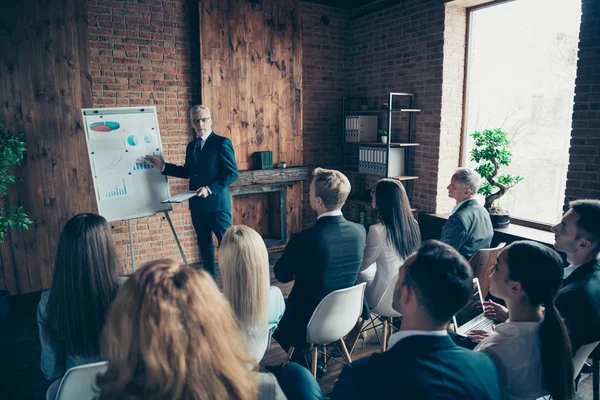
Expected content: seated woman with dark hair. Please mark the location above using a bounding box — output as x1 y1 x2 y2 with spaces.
38 213 123 382
359 178 420 307
97 259 286 400
220 225 285 363
473 241 574 400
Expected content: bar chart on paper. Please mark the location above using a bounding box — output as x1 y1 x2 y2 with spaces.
133 161 154 171
96 176 133 200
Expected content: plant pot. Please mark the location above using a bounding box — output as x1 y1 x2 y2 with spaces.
490 213 510 229
380 136 388 144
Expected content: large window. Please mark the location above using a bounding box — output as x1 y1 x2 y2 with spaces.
463 0 581 225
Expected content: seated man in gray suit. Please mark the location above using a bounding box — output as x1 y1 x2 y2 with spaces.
440 168 493 259
278 241 500 400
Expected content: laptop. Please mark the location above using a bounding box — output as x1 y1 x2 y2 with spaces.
453 278 495 336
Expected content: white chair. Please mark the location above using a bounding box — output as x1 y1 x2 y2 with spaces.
573 340 600 380
282 282 366 378
362 273 401 351
468 242 506 298
46 361 108 400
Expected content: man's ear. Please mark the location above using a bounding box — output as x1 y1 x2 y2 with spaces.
510 281 523 295
579 237 594 251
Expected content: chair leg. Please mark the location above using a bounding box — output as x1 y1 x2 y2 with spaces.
282 346 295 366
323 344 327 365
339 339 352 363
311 346 318 378
382 319 388 351
594 357 599 400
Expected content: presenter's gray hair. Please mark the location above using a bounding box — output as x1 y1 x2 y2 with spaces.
189 105 211 115
453 167 481 195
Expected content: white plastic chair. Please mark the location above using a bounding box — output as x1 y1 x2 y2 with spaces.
282 282 366 378
46 361 108 400
573 340 600 380
362 273 402 351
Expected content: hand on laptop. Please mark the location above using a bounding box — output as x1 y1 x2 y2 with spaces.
483 300 508 322
467 326 495 343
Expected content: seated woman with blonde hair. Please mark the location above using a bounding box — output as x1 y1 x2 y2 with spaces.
220 225 285 363
97 259 286 400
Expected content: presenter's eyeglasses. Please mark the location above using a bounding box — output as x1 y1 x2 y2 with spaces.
191 117 211 124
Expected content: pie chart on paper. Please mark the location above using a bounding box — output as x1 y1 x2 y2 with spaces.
90 121 120 132
127 135 138 146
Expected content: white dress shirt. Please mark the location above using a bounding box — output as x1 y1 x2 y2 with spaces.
317 209 343 220
358 223 404 307
474 321 546 400
563 264 582 279
387 330 448 350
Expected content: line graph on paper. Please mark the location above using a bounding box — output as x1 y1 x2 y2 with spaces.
92 151 134 176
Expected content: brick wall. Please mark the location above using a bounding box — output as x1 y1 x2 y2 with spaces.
565 0 600 202
301 3 351 227
88 0 201 270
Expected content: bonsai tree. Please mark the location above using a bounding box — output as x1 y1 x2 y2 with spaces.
0 123 31 242
470 128 524 214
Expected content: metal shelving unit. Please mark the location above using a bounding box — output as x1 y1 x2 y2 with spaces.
342 92 420 225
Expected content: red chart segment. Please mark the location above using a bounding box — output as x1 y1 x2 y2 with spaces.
90 122 120 132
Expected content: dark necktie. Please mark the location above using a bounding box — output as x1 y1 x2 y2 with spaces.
194 138 203 165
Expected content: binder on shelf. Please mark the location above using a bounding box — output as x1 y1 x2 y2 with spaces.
345 115 377 142
358 146 405 177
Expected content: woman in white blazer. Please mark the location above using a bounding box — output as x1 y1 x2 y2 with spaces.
359 179 421 307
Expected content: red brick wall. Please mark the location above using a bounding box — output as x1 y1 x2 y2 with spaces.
88 0 201 270
301 3 351 227
565 0 600 202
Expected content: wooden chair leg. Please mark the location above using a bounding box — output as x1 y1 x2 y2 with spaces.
311 346 318 378
282 346 295 366
382 318 388 351
339 339 352 363
323 344 327 364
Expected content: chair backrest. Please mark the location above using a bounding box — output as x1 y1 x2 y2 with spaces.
573 340 600 379
468 242 506 298
55 361 108 400
306 283 366 345
371 273 402 318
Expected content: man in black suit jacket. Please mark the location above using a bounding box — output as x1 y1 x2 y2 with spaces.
440 168 493 259
273 167 366 352
278 241 500 400
552 199 600 354
145 105 238 276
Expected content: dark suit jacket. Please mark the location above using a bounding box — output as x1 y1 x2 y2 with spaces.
440 199 494 259
556 258 600 354
332 335 500 400
162 132 238 213
273 215 366 348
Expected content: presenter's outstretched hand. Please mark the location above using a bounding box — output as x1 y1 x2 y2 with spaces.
144 155 165 170
196 187 210 198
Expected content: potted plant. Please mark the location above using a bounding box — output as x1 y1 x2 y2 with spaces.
377 129 388 144
470 128 523 228
1 123 32 243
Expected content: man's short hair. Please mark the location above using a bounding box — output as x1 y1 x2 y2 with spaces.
190 105 210 115
453 167 481 195
570 199 600 251
312 168 351 211
402 240 473 325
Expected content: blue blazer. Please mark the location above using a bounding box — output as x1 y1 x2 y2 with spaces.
273 215 366 348
332 334 500 400
440 199 494 260
162 132 238 213
556 259 600 354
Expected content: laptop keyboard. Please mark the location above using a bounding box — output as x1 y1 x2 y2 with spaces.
459 316 494 335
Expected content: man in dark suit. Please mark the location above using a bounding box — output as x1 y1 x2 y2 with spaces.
145 105 238 276
440 167 493 259
278 241 500 400
552 199 600 354
272 167 366 352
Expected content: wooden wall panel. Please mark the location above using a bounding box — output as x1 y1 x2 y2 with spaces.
200 0 303 170
0 0 94 294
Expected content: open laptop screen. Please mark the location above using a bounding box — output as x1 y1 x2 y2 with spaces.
453 278 485 329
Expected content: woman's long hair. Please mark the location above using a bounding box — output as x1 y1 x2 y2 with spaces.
505 241 574 400
44 213 120 357
375 179 421 259
220 225 269 329
97 260 257 400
